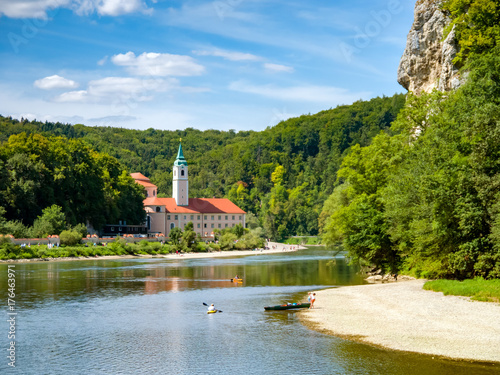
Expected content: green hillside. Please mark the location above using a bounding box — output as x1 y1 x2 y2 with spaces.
0 93 405 239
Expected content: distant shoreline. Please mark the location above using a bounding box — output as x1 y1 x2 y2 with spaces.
299 280 500 363
0 242 306 264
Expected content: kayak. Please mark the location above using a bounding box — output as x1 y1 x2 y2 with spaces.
207 310 218 314
231 278 243 283
264 303 310 311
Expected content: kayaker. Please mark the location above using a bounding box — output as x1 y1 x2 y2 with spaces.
208 303 216 312
234 275 240 281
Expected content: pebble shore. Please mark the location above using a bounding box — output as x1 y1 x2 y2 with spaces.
300 279 500 363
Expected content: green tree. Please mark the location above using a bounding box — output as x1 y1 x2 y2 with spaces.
30 205 67 238
169 227 182 245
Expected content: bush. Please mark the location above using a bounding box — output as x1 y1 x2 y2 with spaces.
60 230 83 246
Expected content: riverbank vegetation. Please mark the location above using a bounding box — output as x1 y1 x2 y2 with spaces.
281 236 322 245
424 278 500 302
321 45 500 280
0 221 264 260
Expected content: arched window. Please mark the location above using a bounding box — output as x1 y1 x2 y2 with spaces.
170 223 175 230
156 206 161 212
181 169 185 176
153 190 156 196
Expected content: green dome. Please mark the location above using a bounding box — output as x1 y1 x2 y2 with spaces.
174 143 188 166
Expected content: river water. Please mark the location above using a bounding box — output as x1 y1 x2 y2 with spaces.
1 247 499 375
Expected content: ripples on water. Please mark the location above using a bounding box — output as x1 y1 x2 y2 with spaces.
1 249 499 375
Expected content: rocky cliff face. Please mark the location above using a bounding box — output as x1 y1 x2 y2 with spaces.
397 0 461 94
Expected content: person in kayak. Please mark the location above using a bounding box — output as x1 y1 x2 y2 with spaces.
208 303 217 312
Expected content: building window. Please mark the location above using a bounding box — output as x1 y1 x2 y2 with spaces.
181 169 185 176
225 215 228 220
190 215 194 220
211 224 214 228
232 223 235 227
204 215 207 220
170 223 175 229
218 224 221 228
225 224 228 228
197 223 200 228
218 215 221 220
204 223 207 228
167 215 170 220
153 190 156 196
232 215 235 220
184 215 186 220
197 215 200 220
175 215 178 220
239 216 242 220
211 215 214 220
156 206 161 212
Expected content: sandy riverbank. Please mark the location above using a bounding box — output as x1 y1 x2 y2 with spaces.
300 279 500 363
0 241 304 264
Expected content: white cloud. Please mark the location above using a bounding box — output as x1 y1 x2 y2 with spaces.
55 76 181 103
56 90 88 102
0 0 69 19
0 0 150 18
97 56 108 66
96 0 150 17
263 63 294 73
228 81 370 104
193 48 262 62
34 75 79 90
111 51 205 77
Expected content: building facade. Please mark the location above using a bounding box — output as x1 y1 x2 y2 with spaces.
132 144 246 238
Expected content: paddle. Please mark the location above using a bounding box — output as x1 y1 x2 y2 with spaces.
202 302 223 313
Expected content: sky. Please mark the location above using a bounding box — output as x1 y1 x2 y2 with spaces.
0 0 415 132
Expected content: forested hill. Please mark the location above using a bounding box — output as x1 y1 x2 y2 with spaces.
0 93 405 238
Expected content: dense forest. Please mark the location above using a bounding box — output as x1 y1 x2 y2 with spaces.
0 94 405 240
321 0 500 280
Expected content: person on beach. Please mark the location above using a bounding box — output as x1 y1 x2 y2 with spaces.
307 292 312 303
310 293 316 308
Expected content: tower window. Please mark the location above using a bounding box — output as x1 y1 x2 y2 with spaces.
181 170 185 176
156 206 161 212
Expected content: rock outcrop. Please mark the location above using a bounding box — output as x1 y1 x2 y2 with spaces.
397 0 461 94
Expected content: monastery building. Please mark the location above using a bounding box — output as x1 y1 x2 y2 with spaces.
131 143 246 238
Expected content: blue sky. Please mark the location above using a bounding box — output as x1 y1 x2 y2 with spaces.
0 0 414 131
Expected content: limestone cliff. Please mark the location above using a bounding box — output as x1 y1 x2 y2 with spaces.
397 0 461 94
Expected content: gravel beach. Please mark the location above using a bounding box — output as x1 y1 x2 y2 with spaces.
300 280 500 362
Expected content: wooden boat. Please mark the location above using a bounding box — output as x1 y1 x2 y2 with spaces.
264 302 310 311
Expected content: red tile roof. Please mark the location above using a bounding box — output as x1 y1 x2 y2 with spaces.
143 197 245 214
131 172 150 181
135 180 157 188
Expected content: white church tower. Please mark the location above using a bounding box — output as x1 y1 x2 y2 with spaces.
172 143 189 206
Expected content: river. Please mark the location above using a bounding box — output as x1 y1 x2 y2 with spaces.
1 247 498 374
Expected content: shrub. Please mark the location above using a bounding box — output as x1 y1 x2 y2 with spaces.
60 230 82 246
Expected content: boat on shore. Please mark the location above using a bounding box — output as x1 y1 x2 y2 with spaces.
264 302 310 311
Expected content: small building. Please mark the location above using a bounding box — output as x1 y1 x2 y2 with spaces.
132 143 246 238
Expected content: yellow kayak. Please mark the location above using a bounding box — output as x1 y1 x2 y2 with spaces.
207 310 218 314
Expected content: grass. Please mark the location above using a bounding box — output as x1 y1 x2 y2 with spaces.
282 236 322 245
423 278 500 303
